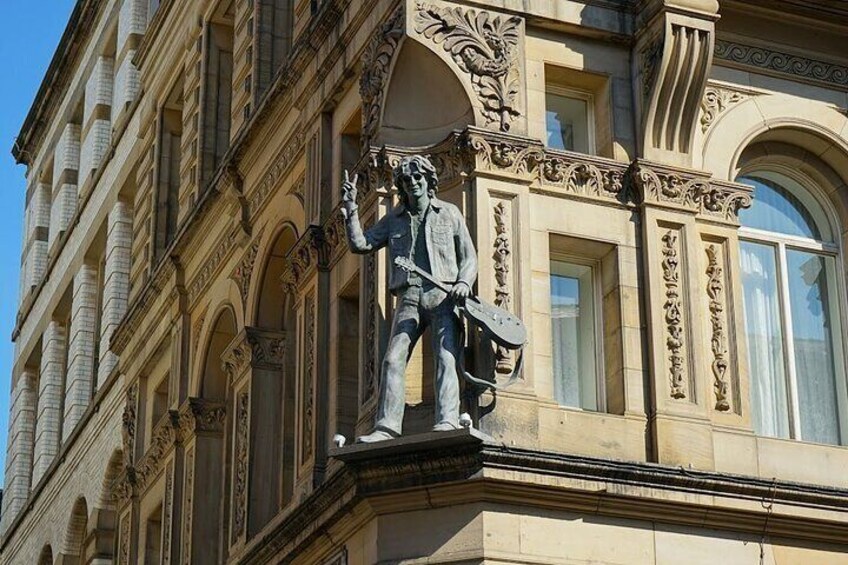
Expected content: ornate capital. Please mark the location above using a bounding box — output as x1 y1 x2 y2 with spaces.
221 327 287 379
177 397 227 438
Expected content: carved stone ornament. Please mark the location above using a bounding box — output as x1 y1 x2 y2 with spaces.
701 86 748 133
362 253 378 404
178 397 226 437
119 512 130 564
635 164 753 223
661 231 686 400
415 3 522 131
182 447 195 564
714 39 848 90
301 294 316 462
232 390 249 540
162 463 174 565
360 5 404 144
121 383 138 468
135 413 178 493
231 229 264 311
706 245 730 411
493 201 513 373
222 328 287 379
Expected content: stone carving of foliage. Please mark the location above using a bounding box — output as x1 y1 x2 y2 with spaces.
162 464 174 564
362 254 378 404
701 87 747 132
232 391 249 540
121 383 138 468
119 513 130 564
493 201 513 373
302 293 316 463
230 231 263 311
360 6 405 144
182 448 194 564
415 3 522 131
706 245 730 411
662 231 686 400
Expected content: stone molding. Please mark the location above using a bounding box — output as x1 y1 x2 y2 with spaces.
705 244 731 412
714 38 848 90
230 228 265 312
414 2 523 132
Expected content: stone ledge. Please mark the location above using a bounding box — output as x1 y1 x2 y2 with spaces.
329 427 488 464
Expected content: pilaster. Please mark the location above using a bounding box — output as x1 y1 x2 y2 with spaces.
63 263 99 440
0 370 37 534
49 123 81 255
80 56 114 196
113 0 147 123
98 200 132 386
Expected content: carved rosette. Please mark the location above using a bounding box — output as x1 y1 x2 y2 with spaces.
232 390 249 541
661 231 687 400
701 87 748 133
493 201 513 373
360 5 404 145
301 293 317 464
706 245 731 411
415 3 523 132
362 254 378 404
121 383 138 468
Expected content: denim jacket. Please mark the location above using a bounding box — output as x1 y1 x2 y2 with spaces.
345 197 478 293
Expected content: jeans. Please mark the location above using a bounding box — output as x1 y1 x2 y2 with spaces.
375 285 462 435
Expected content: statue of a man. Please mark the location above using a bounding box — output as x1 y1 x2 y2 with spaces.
342 155 478 442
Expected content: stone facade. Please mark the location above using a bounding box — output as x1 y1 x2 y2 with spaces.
2 0 848 563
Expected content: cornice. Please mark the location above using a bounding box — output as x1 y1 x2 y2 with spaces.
12 0 105 165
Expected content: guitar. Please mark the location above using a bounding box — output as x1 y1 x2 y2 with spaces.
394 256 527 349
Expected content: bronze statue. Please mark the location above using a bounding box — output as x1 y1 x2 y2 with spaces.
342 155 477 442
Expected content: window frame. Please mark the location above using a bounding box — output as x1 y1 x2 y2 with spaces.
544 85 596 155
738 166 848 445
549 252 606 413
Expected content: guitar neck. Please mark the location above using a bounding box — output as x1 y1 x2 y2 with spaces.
407 263 451 293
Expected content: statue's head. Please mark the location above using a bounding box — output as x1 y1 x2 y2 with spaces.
393 155 438 206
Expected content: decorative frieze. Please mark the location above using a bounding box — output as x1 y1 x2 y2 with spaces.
186 226 240 306
247 129 306 220
360 5 404 145
182 447 195 564
280 226 325 295
415 3 523 132
134 412 178 493
714 39 848 90
705 244 730 411
661 230 686 400
162 462 174 565
118 511 131 564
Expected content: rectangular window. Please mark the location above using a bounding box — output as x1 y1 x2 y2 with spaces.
550 258 602 410
545 88 594 154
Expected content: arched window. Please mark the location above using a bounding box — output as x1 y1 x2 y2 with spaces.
738 171 848 445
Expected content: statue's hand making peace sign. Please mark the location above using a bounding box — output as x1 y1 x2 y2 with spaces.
341 170 358 219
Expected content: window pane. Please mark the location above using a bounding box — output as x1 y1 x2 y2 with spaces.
546 93 590 154
738 176 822 240
550 261 598 410
740 241 791 439
786 249 843 445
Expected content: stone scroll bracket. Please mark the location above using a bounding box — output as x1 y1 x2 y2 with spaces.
634 0 719 168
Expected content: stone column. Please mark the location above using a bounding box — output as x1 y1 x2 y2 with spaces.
49 123 81 255
63 263 99 441
80 56 114 196
33 320 68 485
0 370 37 534
113 0 147 122
97 200 132 386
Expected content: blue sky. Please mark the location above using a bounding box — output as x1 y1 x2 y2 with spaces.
0 1 76 481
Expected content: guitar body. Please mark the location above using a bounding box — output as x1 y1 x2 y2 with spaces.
393 256 527 349
462 298 526 349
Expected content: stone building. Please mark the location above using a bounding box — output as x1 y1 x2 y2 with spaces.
2 0 848 562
